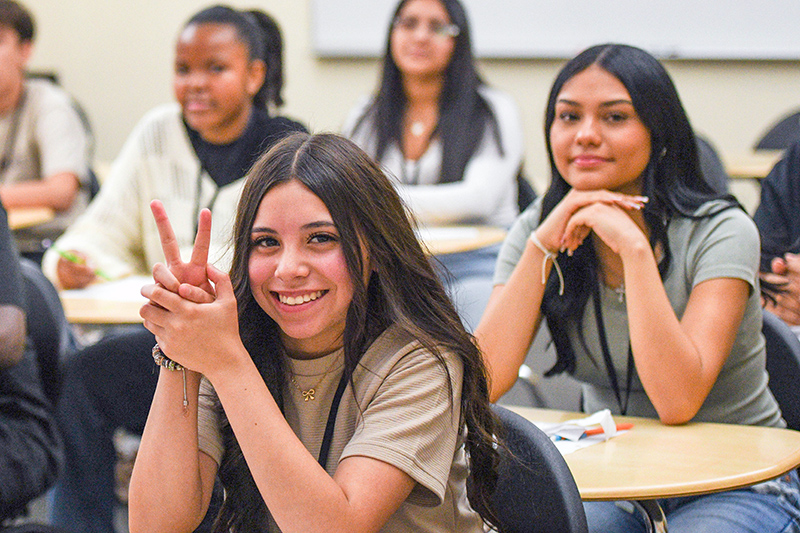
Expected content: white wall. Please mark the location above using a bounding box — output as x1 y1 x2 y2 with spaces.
22 0 800 201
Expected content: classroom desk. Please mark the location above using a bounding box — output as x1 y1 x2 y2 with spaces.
7 206 54 230
61 296 143 325
725 150 783 180
417 225 507 255
59 276 148 325
507 405 800 532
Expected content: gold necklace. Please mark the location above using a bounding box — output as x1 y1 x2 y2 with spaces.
288 356 341 402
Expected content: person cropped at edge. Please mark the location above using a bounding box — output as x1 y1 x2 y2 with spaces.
475 43 800 532
754 141 800 335
341 0 524 329
46 6 305 533
0 0 89 259
0 200 63 525
128 132 502 532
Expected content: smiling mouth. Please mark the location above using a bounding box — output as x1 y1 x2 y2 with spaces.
275 290 325 306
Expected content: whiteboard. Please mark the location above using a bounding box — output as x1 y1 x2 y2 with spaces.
312 0 800 60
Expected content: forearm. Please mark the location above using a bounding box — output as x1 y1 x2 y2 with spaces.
0 307 26 368
0 173 79 211
475 239 549 401
128 369 210 533
621 244 718 424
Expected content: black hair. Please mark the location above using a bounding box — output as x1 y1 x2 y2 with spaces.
185 5 285 109
539 44 740 375
213 132 500 532
0 0 33 42
360 0 502 184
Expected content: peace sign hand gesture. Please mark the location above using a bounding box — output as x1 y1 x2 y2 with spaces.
148 199 215 299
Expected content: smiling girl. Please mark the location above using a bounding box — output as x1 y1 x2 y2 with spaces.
476 44 800 532
129 133 501 532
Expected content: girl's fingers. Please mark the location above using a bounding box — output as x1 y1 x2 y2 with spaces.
207 263 235 299
189 208 212 267
150 200 183 267
178 283 216 304
152 263 180 293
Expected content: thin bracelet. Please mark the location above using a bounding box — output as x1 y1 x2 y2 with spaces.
152 344 188 408
529 230 565 295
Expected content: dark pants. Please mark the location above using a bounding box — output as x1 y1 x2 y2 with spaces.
49 326 157 533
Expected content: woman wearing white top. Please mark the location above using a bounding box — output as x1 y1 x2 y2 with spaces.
342 0 525 329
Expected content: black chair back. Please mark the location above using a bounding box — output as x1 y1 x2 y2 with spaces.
762 309 800 431
755 111 800 151
483 405 588 533
18 258 76 407
517 169 537 213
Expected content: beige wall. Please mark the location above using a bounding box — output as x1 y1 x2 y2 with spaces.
22 0 800 205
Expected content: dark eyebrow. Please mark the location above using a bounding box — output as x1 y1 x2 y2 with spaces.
250 221 336 234
556 98 634 108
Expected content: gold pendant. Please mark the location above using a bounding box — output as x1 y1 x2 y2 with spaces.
302 388 316 401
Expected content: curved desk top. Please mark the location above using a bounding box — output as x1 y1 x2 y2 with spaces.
508 406 800 501
725 150 783 180
417 225 507 256
8 207 55 230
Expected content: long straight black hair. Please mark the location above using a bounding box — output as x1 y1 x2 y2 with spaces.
539 44 740 376
359 0 502 184
211 132 500 532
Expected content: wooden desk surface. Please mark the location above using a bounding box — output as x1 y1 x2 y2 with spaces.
60 296 143 325
418 225 507 256
7 207 55 230
508 406 800 501
725 151 783 180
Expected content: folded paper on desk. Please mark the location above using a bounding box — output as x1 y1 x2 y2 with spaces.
533 409 632 455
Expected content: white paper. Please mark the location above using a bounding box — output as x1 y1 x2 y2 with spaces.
532 409 629 455
60 276 151 303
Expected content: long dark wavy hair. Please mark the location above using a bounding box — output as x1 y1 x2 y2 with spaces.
211 132 500 531
355 0 502 184
539 44 740 376
185 5 286 109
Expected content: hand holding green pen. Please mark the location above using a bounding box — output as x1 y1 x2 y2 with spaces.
52 247 113 284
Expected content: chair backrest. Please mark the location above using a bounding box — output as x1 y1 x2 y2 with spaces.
483 405 588 533
18 258 75 407
517 167 537 213
695 134 729 194
755 111 800 151
762 308 800 431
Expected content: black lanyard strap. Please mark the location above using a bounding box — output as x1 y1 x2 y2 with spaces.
0 89 26 174
317 371 349 469
592 282 634 415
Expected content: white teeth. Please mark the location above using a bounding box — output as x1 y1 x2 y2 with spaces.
279 291 323 306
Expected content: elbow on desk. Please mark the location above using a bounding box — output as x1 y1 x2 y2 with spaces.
654 398 703 426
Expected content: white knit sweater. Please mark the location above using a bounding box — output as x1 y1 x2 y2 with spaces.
42 104 243 285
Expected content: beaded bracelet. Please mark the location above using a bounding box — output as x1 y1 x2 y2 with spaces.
152 343 184 371
529 230 565 296
152 344 188 408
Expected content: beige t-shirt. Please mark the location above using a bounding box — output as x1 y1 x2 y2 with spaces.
197 325 484 532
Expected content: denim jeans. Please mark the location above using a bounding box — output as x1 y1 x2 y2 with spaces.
584 470 800 533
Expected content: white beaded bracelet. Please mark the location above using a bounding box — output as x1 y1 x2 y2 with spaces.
529 230 565 295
